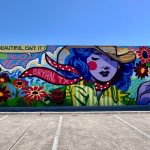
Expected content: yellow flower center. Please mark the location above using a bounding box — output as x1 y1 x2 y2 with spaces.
0 92 3 97
141 68 145 74
0 78 5 82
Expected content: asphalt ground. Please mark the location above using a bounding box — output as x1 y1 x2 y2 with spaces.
0 112 149 150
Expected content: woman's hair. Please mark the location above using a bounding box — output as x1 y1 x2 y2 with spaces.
58 48 135 91
113 61 135 91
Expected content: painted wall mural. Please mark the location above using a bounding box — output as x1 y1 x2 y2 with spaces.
0 45 150 107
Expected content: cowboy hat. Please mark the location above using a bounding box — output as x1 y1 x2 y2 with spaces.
57 46 136 64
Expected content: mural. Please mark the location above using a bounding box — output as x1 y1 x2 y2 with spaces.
0 45 150 107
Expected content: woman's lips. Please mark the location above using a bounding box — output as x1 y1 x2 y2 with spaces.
99 71 109 77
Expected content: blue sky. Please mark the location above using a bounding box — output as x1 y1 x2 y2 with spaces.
0 0 150 45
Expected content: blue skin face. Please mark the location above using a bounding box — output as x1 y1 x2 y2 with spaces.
87 51 119 82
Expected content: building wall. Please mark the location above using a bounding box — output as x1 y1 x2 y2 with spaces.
0 45 150 107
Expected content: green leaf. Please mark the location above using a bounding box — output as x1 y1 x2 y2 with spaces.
85 82 95 89
16 98 28 107
35 101 45 107
74 94 86 106
146 63 150 68
7 98 18 106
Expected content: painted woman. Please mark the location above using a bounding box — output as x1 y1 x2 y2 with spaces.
20 46 136 106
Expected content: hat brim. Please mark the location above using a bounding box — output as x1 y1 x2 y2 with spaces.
57 46 136 64
107 51 136 63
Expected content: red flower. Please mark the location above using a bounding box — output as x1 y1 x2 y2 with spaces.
49 89 65 104
22 86 47 104
0 73 10 84
0 86 11 102
136 46 150 63
134 62 148 79
13 79 28 89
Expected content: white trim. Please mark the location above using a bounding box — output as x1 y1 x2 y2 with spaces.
52 116 63 150
0 115 8 121
114 115 150 139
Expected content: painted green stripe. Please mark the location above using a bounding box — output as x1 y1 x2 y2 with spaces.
111 87 114 106
99 94 103 106
112 87 115 106
107 89 109 106
116 87 120 106
102 92 105 106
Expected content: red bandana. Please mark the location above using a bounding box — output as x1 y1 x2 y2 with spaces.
19 54 111 90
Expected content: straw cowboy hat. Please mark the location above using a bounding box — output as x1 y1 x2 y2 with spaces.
57 46 136 64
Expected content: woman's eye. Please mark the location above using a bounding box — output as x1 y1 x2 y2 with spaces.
91 57 99 61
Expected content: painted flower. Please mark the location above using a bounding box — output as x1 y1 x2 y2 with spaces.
0 86 11 102
13 79 28 89
136 46 150 63
0 73 10 84
22 86 47 104
49 89 65 104
134 62 148 79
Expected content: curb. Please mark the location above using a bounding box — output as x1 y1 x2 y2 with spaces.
0 111 150 115
0 106 150 114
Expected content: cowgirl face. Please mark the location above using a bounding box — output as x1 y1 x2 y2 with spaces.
87 51 119 82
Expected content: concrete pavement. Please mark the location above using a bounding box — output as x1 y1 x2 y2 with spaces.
0 112 149 150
